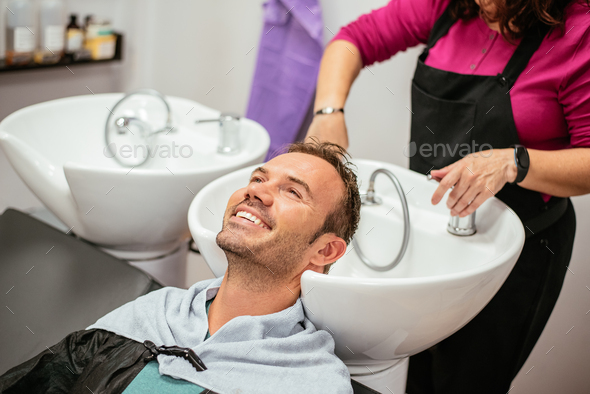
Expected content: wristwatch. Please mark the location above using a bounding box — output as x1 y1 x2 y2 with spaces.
509 144 530 184
314 107 344 115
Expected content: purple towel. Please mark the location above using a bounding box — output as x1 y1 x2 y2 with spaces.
246 0 324 160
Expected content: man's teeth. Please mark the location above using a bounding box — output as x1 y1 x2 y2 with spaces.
236 211 269 229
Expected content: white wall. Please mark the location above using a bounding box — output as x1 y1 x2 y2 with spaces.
0 1 588 392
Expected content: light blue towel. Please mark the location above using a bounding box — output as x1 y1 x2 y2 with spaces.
88 277 352 394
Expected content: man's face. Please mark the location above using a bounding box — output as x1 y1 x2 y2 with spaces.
216 152 345 280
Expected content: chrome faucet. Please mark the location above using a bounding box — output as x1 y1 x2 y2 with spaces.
447 211 477 236
114 116 150 135
105 88 175 167
354 168 411 272
108 88 174 137
426 173 477 236
195 112 241 155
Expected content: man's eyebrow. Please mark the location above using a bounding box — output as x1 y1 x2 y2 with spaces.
287 176 312 197
250 167 312 197
251 166 267 176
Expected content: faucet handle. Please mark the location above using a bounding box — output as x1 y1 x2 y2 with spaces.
448 212 477 236
194 112 241 124
195 112 241 155
427 173 476 235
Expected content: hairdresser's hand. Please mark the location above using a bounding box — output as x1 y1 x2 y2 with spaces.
305 112 349 150
430 148 517 217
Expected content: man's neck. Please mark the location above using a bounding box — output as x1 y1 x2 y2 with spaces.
207 271 300 336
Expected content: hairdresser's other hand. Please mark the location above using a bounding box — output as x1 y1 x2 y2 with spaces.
430 148 517 217
305 112 349 150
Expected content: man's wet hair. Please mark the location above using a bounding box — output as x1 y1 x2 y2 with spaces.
287 138 361 274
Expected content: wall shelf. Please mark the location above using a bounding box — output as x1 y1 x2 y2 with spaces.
0 33 123 73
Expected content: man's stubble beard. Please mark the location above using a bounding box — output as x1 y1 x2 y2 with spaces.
215 218 317 293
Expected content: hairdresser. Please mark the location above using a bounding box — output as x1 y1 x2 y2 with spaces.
306 0 590 392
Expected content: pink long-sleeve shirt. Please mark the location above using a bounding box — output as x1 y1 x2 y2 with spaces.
334 0 590 202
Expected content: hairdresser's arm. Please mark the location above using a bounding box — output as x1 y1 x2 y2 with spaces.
306 40 363 149
305 0 447 149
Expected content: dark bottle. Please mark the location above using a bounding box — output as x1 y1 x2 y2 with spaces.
66 14 83 55
67 14 80 29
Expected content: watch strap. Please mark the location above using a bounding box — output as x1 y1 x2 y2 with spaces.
509 144 529 184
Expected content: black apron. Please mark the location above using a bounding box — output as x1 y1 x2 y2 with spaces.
406 6 576 394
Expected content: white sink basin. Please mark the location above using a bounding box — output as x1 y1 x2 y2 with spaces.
188 159 525 371
0 94 270 258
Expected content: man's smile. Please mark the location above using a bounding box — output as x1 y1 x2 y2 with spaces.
230 205 272 230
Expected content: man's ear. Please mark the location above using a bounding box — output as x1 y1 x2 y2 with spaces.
305 234 347 274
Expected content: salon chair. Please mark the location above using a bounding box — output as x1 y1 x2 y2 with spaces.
0 208 378 394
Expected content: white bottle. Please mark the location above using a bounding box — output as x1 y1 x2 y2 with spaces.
5 0 36 65
35 0 65 64
1 0 7 61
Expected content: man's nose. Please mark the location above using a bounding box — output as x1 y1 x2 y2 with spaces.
244 181 273 205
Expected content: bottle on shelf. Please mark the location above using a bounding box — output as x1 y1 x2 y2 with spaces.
34 0 65 64
69 13 93 61
83 15 93 30
0 0 7 63
65 13 82 57
85 18 115 60
5 0 36 66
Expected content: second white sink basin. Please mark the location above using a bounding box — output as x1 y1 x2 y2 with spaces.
188 158 525 371
0 94 270 258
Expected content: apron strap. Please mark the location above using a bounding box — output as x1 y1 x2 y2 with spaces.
425 4 551 86
425 5 456 52
500 24 551 84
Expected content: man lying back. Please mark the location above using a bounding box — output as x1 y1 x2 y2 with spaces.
0 140 361 394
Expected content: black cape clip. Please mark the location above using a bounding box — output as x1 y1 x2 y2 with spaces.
143 340 207 372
